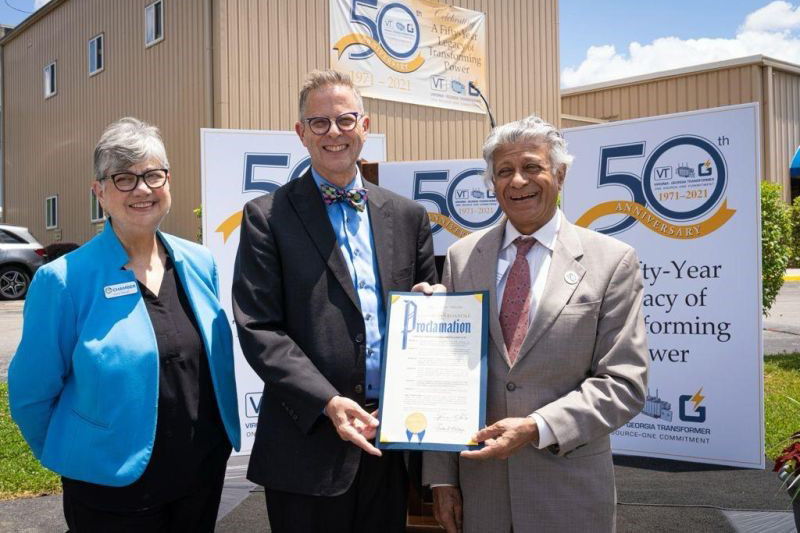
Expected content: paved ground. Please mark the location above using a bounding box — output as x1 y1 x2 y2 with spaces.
0 300 23 379
764 273 800 354
0 455 259 533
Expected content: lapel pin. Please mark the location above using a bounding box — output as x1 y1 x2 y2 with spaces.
564 271 580 285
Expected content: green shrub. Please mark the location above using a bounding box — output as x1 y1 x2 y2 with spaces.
761 182 791 315
193 205 203 244
789 195 800 268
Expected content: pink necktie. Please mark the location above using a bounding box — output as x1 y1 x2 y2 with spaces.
500 236 536 364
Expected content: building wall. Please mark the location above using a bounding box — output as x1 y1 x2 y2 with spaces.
562 61 800 202
212 0 561 161
770 69 800 193
4 0 561 244
3 0 209 244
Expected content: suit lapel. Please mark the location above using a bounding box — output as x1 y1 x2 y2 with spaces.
288 171 361 312
470 222 508 362
514 221 585 365
364 182 394 304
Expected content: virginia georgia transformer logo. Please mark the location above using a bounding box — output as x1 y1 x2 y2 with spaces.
412 167 502 238
333 1 424 73
576 135 735 239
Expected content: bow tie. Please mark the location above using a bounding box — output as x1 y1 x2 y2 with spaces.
319 184 368 212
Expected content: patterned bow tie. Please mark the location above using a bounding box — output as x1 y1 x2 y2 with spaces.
319 184 368 212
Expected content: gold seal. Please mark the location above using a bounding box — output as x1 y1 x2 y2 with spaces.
405 412 428 434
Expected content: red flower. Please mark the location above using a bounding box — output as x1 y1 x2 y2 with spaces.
774 437 800 472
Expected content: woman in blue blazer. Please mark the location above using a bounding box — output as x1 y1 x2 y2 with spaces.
9 117 240 532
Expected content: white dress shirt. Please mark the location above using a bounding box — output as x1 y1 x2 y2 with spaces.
430 211 562 487
496 210 561 449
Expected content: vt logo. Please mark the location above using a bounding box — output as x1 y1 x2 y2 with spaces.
245 392 262 418
431 75 447 91
655 166 672 180
678 388 706 423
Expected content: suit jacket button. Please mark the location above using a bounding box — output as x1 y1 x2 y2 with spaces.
506 382 516 392
355 333 364 343
354 384 364 394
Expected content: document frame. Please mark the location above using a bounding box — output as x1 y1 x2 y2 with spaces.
376 291 489 452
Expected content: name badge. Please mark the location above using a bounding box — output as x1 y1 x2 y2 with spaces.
103 281 138 299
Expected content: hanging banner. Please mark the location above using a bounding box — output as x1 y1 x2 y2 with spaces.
201 129 386 454
330 0 487 114
378 159 500 255
562 103 764 468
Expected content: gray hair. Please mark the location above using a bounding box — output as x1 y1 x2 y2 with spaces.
298 69 365 120
93 117 169 181
482 115 574 188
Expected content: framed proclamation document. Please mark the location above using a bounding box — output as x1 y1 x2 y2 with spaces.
377 291 488 452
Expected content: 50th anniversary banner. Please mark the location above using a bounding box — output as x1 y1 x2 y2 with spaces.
563 104 764 468
330 0 487 114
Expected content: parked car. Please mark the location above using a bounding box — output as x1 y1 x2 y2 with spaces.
0 224 46 300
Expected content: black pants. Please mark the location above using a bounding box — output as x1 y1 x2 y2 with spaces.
265 450 408 533
62 465 227 533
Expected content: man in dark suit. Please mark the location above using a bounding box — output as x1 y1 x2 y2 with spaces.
232 69 437 533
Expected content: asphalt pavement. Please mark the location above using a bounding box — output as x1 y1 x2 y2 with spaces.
0 300 22 380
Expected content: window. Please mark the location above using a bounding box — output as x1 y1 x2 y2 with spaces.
45 196 58 229
90 189 105 222
43 62 56 98
88 34 104 75
145 1 164 46
0 229 25 244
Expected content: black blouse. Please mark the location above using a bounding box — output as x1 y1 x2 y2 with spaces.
62 256 231 510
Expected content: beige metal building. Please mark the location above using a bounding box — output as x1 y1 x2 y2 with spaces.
1 0 561 244
561 55 800 203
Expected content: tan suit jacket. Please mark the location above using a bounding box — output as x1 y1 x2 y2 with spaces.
423 217 648 533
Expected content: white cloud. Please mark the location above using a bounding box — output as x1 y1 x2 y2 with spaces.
34 0 51 9
742 1 800 32
561 1 800 88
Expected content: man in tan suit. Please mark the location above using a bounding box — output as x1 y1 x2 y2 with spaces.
420 115 648 533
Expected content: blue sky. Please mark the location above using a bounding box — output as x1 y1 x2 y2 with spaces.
559 1 768 68
559 0 769 67
560 0 800 87
0 0 40 26
2 1 799 88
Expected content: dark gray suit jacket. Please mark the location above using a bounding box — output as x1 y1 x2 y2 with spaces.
232 170 437 496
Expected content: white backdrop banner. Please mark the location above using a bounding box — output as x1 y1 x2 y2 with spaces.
330 0 487 114
201 129 386 454
562 103 764 468
378 159 500 255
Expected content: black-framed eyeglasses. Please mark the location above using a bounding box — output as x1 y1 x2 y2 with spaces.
302 112 362 135
100 168 169 192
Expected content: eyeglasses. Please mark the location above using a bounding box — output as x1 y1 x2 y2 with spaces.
302 112 362 135
100 169 169 192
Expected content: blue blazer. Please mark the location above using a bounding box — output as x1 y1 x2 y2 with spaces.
9 221 241 487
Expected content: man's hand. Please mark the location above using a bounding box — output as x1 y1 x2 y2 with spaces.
460 417 539 460
432 486 463 533
411 282 447 295
324 396 382 456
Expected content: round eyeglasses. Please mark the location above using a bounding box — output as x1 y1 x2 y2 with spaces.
100 169 169 192
302 112 362 135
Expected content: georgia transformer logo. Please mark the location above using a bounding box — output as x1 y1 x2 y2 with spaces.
576 135 735 239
